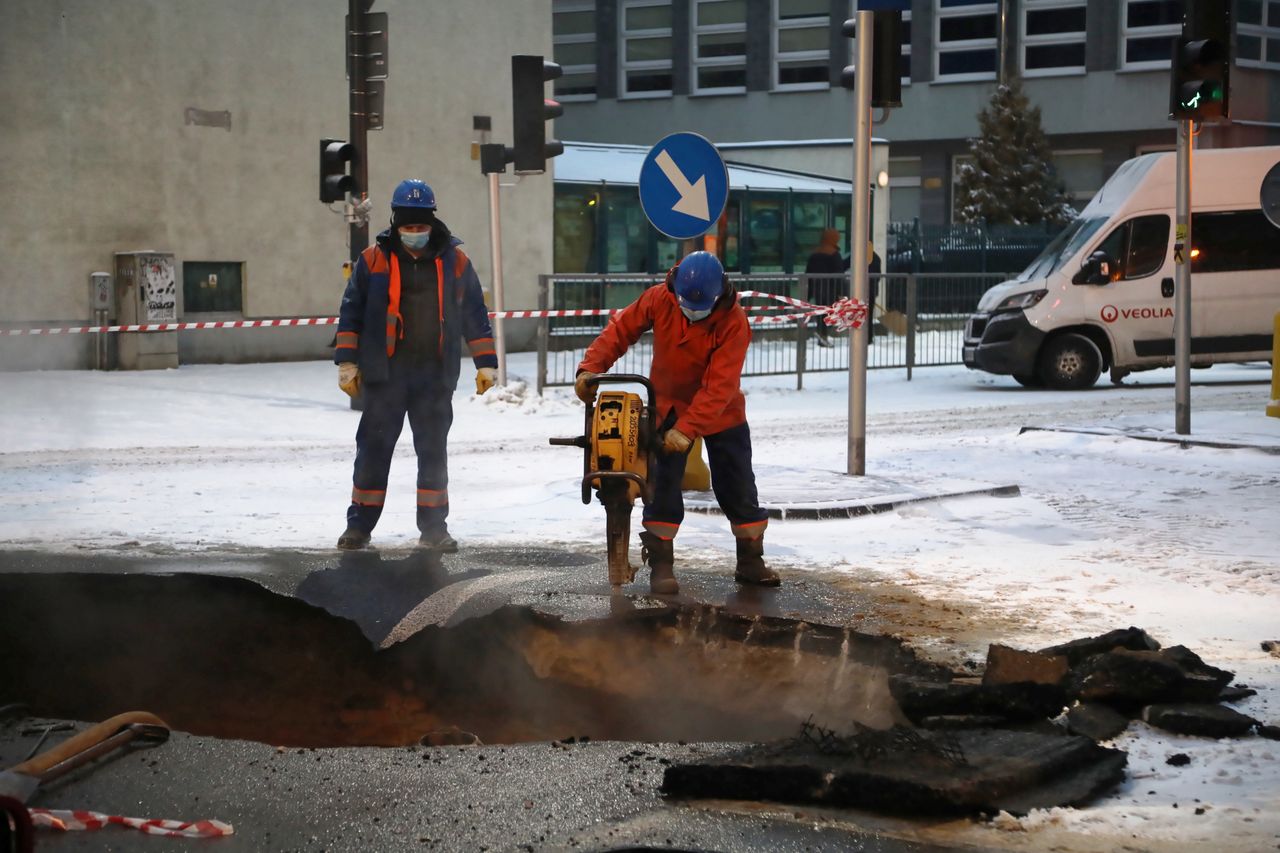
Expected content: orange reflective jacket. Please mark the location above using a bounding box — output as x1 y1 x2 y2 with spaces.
578 282 750 439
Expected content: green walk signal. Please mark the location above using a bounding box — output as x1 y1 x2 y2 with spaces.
1168 1 1231 123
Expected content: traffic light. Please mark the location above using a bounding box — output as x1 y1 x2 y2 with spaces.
319 138 357 203
839 12 903 109
1169 1 1230 122
511 55 565 175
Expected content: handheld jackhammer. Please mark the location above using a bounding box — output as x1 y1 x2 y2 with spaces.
550 374 659 586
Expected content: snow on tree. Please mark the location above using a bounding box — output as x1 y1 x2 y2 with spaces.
954 78 1076 226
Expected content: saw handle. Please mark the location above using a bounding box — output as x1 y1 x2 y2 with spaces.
8 711 168 777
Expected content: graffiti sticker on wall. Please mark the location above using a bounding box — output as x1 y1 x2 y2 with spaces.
139 255 177 321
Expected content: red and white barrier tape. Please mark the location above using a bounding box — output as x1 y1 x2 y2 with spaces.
1 317 338 336
29 808 233 838
2 292 864 334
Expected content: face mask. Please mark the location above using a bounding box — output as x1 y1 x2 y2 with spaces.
680 305 713 322
399 228 430 250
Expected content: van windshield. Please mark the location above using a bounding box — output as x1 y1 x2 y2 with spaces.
1016 216 1107 281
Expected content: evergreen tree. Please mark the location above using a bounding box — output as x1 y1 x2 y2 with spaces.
954 78 1076 226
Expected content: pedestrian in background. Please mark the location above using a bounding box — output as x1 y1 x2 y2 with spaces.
334 179 498 552
804 227 844 347
575 251 779 595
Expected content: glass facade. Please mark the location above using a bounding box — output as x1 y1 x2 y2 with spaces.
553 184 854 275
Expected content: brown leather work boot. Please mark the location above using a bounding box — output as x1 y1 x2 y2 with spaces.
735 536 780 586
639 531 679 595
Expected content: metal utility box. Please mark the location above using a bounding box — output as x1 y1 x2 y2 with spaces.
114 252 179 370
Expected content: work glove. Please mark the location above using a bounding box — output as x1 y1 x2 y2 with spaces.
475 367 497 395
337 362 361 398
662 427 692 455
574 371 598 404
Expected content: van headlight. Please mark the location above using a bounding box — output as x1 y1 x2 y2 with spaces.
993 289 1047 313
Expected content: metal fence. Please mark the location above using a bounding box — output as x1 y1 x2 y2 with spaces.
535 272 1015 392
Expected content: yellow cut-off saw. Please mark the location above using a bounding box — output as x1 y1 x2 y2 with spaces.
550 374 659 586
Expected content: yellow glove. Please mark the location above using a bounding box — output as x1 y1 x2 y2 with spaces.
475 367 497 395
574 371 598 404
337 362 361 397
662 427 692 454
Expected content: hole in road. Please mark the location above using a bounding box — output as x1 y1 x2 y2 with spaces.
0 564 949 748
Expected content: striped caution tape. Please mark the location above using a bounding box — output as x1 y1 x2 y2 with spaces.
1 317 339 336
2 292 863 334
29 807 234 838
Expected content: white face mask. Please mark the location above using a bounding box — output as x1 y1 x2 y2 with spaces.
680 305 713 322
399 228 431 250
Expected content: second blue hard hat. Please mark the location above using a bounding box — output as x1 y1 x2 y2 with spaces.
673 251 725 312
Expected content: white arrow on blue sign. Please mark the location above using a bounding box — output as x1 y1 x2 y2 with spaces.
638 132 729 240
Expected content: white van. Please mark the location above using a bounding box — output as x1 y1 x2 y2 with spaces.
963 145 1280 389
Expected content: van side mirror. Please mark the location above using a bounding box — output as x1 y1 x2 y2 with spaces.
1074 250 1115 285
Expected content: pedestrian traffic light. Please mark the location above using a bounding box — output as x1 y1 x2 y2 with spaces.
839 12 903 109
511 55 565 175
319 138 357 203
1169 1 1230 122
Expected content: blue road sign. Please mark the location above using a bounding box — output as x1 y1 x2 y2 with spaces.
638 132 729 240
857 0 909 9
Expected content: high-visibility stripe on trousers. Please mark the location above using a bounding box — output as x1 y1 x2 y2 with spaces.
416 488 448 508
352 488 386 506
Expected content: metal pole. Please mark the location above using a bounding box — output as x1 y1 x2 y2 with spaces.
847 9 873 476
347 0 370 262
796 274 807 391
536 274 549 395
997 0 1011 85
1175 120 1192 434
905 274 917 382
488 170 508 386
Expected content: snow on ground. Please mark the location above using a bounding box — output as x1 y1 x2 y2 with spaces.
2 353 1278 850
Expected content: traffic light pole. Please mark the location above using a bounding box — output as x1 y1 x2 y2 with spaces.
347 0 370 261
1174 120 1193 434
847 9 873 477
487 171 508 386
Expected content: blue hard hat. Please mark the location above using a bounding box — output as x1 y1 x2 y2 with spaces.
673 252 725 312
391 179 436 210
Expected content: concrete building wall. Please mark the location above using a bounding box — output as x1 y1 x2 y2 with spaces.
0 0 554 369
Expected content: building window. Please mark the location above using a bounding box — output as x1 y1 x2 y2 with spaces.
935 0 998 82
553 1 597 101
1052 149 1103 210
773 0 830 90
1238 0 1280 69
1121 0 1180 69
889 157 922 223
1021 0 1086 76
620 0 673 98
693 0 748 93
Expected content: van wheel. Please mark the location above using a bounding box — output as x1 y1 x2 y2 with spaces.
1012 373 1042 388
1038 333 1102 390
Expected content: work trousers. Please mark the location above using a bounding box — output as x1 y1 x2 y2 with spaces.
642 418 769 542
347 357 453 534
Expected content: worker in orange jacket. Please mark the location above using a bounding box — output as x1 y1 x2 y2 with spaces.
575 251 779 594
